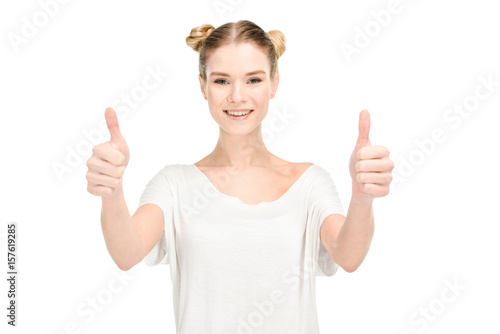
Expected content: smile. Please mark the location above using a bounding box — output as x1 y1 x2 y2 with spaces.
224 109 253 116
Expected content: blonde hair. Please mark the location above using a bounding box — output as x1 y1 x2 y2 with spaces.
185 20 286 82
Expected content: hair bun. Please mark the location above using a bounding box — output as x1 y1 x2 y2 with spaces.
186 24 216 53
267 30 286 60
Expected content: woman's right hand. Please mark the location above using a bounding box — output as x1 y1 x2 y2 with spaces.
86 107 130 198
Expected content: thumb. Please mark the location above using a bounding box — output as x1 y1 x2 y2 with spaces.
356 109 371 148
105 107 124 144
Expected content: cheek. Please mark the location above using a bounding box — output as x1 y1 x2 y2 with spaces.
206 87 223 106
210 86 226 95
255 88 271 105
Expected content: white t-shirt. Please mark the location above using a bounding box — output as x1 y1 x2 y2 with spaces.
137 163 345 334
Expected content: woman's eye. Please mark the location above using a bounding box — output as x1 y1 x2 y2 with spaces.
214 78 261 85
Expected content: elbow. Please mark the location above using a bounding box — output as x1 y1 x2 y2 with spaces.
113 252 143 271
330 247 363 273
116 260 137 271
117 263 132 271
341 264 359 273
333 253 360 273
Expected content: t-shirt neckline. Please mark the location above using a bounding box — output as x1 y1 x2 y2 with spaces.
188 164 316 207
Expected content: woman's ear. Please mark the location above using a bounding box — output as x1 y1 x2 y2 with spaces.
199 75 207 100
270 72 279 99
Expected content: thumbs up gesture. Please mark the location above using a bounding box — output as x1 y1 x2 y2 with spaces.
348 110 394 201
86 107 130 197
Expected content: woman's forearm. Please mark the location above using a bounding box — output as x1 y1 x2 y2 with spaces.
100 186 144 270
332 192 375 272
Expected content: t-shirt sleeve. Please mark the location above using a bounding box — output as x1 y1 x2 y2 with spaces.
136 166 174 266
308 165 346 277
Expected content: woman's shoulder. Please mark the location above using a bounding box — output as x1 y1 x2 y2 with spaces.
291 161 315 177
291 162 334 184
290 161 327 174
149 163 191 180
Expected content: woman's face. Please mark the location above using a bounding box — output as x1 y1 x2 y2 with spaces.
199 42 279 135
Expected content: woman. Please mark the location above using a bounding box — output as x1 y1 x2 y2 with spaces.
86 20 394 333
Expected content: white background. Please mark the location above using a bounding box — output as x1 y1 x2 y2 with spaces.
1 0 499 333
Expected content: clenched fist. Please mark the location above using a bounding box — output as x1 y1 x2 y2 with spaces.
86 107 130 197
349 110 394 201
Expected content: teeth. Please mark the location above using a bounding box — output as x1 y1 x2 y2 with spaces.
226 110 252 116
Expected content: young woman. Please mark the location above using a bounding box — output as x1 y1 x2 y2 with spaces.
86 19 394 333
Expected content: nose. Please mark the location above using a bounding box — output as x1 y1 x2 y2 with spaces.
228 81 246 103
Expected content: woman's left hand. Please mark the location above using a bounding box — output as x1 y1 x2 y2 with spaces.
349 110 394 202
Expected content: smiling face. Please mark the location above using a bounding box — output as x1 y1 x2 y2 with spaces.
199 42 279 135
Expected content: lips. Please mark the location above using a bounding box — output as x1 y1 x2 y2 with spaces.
224 109 254 115
223 109 254 119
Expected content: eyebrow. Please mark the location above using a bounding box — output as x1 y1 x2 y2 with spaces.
209 70 266 77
